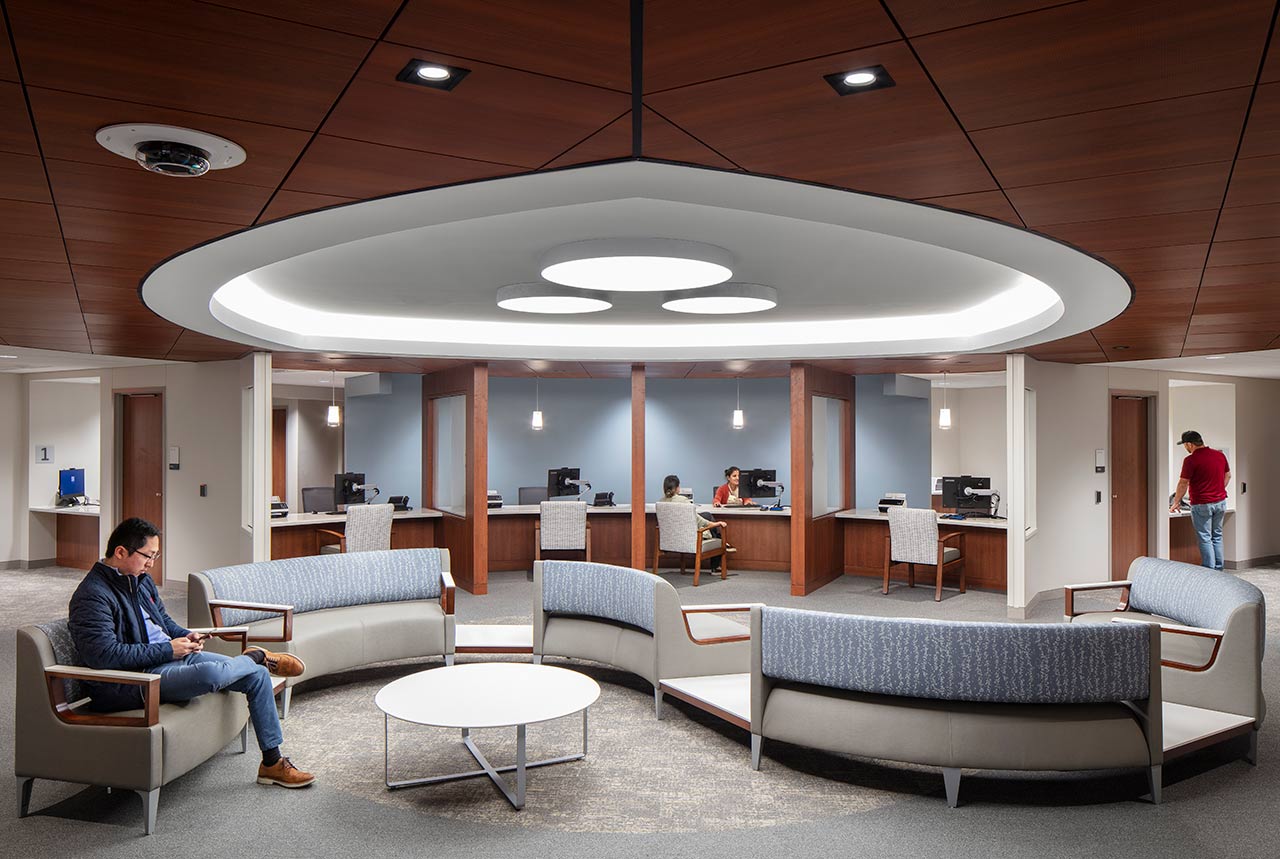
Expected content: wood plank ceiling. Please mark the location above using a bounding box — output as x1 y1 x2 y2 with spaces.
1 0 1278 372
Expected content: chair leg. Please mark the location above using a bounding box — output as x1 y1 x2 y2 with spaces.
16 777 34 818
882 558 891 594
279 686 292 721
532 654 543 665
908 562 915 588
1246 728 1259 765
445 653 455 667
1147 764 1162 804
693 554 701 587
680 556 687 575
935 565 943 602
959 560 966 594
239 723 248 753
654 686 664 720
720 548 728 580
942 768 961 808
586 528 592 562
751 734 762 771
135 788 160 835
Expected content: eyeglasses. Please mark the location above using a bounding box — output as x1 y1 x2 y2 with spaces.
130 548 161 562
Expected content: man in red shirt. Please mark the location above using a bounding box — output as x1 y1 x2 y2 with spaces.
1170 430 1231 570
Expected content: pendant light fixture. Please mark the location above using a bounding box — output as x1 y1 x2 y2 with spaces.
532 376 544 431
938 371 952 430
326 369 342 427
732 378 745 429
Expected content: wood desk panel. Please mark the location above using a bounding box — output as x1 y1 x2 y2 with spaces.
1169 515 1201 565
270 518 439 560
488 511 631 571
842 519 1007 591
55 513 100 570
645 512 790 573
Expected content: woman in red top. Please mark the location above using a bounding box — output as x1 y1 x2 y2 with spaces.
713 466 757 507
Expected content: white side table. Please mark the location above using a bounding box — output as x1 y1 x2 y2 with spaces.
375 663 600 809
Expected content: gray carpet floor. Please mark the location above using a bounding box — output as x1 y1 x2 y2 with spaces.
3 564 1278 857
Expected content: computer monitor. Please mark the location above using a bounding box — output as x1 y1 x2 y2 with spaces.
740 468 778 499
518 486 549 505
547 467 581 499
58 468 85 499
302 486 336 514
942 475 991 510
335 472 366 507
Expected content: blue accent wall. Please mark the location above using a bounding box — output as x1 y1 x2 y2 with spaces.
487 377 631 504
343 373 422 504
645 378 790 503
855 374 931 509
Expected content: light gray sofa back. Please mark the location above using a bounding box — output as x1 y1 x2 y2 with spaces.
1129 557 1265 635
760 607 1151 704
202 548 444 625
541 560 658 633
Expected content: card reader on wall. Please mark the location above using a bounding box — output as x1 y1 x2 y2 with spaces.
878 492 907 513
487 490 503 509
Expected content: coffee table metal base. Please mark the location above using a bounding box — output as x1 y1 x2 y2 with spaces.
383 709 588 810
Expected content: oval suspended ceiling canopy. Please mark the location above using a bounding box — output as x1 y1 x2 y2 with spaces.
141 160 1131 361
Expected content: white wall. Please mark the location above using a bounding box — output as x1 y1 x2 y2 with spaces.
931 386 1007 506
0 374 23 564
1168 382 1236 507
930 388 960 478
1205 375 1280 564
28 379 100 508
295 399 344 507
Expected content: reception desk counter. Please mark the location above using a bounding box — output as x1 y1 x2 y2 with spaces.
489 503 632 570
836 509 1007 591
1169 507 1235 566
29 505 101 569
270 508 442 559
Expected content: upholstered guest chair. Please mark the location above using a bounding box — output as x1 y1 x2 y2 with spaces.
15 619 250 835
535 500 590 561
883 506 965 601
319 502 393 553
653 501 727 587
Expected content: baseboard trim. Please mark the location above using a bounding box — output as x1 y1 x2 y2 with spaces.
1008 587 1060 620
1227 554 1280 570
1 559 23 570
23 558 56 570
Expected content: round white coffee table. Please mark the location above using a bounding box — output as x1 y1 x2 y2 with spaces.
375 663 601 809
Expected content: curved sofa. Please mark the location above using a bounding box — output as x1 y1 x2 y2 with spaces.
1067 556 1265 739
533 560 751 716
188 548 455 716
750 606 1163 806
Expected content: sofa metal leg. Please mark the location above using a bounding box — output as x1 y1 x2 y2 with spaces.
1246 728 1259 765
942 768 961 808
279 686 292 721
239 723 248 754
135 788 160 835
654 687 664 720
445 654 455 667
532 654 543 665
16 777 33 818
1147 764 1162 804
750 734 762 771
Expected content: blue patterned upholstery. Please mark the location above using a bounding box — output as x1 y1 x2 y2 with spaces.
1128 557 1265 634
542 560 657 633
760 607 1150 704
202 548 444 626
35 619 85 703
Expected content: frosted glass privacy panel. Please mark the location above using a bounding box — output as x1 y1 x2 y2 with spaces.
432 395 467 515
811 396 844 516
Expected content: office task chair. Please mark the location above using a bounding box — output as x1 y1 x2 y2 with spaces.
653 502 727 587
535 500 591 562
883 507 965 602
301 486 335 514
519 486 549 505
318 502 394 554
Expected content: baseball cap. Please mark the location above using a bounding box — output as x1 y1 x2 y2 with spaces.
1178 430 1203 446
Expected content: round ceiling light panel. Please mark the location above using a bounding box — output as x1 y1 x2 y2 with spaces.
95 124 247 172
496 283 612 314
661 283 778 314
540 238 734 291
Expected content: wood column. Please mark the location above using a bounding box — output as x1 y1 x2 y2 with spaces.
423 363 489 594
789 364 809 595
630 364 647 569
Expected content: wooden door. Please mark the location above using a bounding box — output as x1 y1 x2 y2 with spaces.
272 408 287 501
122 394 164 584
1110 396 1149 580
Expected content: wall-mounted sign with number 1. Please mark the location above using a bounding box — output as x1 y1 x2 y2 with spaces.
35 444 54 464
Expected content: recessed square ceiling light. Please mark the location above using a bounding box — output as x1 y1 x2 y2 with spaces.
396 58 470 91
824 65 894 96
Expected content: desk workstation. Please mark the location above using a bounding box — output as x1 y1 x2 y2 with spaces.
29 503 101 570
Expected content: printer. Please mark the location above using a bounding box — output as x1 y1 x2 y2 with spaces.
877 492 907 514
487 490 503 509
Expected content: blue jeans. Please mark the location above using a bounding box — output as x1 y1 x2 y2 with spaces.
149 651 282 751
1189 499 1228 571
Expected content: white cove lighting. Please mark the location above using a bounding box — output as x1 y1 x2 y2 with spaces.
540 238 734 292
662 283 777 315
497 283 612 314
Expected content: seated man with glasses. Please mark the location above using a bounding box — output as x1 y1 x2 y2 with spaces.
68 517 315 788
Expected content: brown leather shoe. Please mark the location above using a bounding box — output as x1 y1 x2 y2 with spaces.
245 646 306 678
256 757 315 788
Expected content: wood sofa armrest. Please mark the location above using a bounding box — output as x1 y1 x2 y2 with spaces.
45 665 160 727
207 600 295 642
681 603 759 613
1110 616 1225 671
439 567 456 615
1063 580 1132 617
187 626 250 652
679 603 757 645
